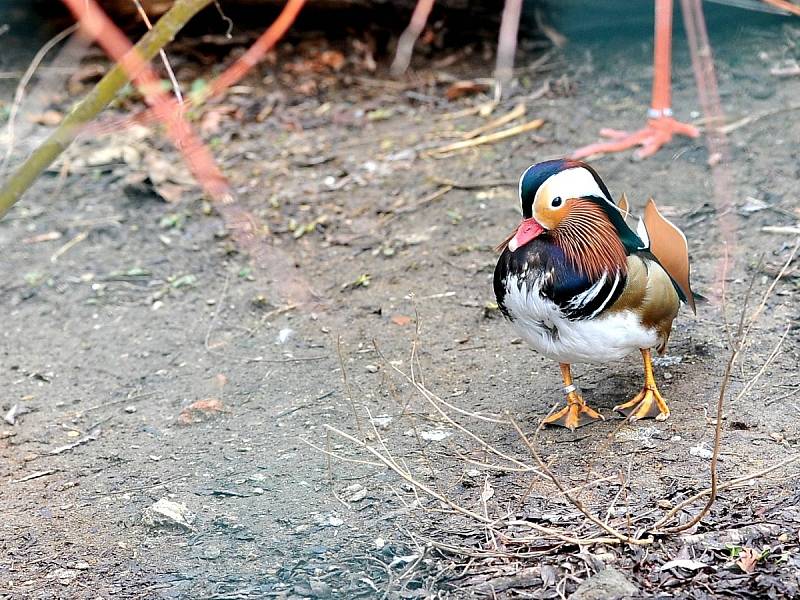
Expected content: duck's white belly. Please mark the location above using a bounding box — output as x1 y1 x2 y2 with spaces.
503 274 658 364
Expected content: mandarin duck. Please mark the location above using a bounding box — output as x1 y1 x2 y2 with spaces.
493 159 696 430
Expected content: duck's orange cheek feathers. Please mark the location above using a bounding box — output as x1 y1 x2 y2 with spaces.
508 218 544 252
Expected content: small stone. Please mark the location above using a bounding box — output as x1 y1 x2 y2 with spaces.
142 498 195 530
364 364 379 373
569 568 638 600
345 484 367 502
201 546 221 560
124 405 137 414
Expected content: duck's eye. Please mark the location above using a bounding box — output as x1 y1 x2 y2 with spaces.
551 196 563 208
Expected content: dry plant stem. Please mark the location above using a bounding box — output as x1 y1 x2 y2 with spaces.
324 424 490 524
0 0 212 219
657 261 754 534
733 324 790 403
375 343 535 472
429 118 544 155
655 455 800 529
336 335 364 438
655 241 798 534
391 0 435 76
509 415 651 545
719 103 800 134
90 0 306 136
1 23 79 178
494 0 523 93
300 437 383 468
207 0 306 98
131 0 183 103
461 103 525 140
741 239 799 342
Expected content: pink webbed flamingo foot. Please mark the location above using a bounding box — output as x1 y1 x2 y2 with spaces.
571 0 702 161
572 113 700 161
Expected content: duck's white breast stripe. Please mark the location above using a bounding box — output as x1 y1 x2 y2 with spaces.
567 271 608 310
588 271 621 319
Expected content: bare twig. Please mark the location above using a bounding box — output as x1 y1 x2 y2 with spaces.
718 103 800 135
375 342 537 472
131 0 183 104
300 437 383 468
461 103 525 140
11 470 58 484
324 423 490 523
0 0 213 218
337 336 364 438
654 455 800 528
1 23 78 178
428 118 544 156
655 240 799 534
509 415 652 545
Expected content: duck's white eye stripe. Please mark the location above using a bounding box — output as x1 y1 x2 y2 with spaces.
535 167 609 206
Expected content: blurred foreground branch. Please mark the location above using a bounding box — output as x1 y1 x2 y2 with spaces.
0 0 213 219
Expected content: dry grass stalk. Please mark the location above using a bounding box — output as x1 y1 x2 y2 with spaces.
509 415 652 546
131 0 183 104
428 118 544 156
337 335 365 438
460 102 525 140
1 24 79 178
654 239 799 533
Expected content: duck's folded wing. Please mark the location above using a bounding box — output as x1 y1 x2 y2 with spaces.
637 198 696 314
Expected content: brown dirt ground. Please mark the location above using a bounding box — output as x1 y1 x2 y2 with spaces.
2 5 800 600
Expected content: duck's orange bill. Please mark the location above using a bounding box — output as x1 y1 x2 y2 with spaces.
508 218 544 252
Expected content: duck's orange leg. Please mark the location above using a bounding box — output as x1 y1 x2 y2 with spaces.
543 364 604 431
614 349 671 421
571 0 699 160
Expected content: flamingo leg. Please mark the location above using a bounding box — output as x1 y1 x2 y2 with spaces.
572 0 700 160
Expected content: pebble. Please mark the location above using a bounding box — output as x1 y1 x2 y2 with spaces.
569 568 638 600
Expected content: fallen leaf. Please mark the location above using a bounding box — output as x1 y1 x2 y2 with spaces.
154 182 187 203
736 547 760 574
320 50 345 71
445 80 490 101
660 559 708 571
177 398 225 426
